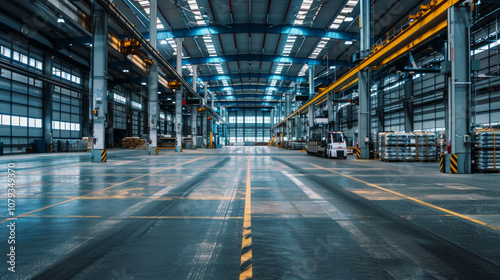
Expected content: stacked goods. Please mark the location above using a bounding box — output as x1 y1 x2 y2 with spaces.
122 137 147 148
290 141 307 150
59 139 68 152
82 137 93 151
379 132 437 161
474 128 499 172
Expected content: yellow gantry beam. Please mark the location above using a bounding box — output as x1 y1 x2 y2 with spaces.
274 0 466 129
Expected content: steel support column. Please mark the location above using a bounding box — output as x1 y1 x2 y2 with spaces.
358 0 371 159
309 66 315 100
42 54 53 148
447 4 472 173
203 81 208 145
148 0 158 155
175 38 184 152
191 65 198 147
308 105 314 140
91 4 108 163
327 91 334 131
285 92 292 118
377 88 384 132
404 76 414 132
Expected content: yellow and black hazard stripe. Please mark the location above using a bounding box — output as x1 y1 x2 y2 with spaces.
155 147 159 155
356 148 361 159
450 154 458 174
101 149 107 162
439 153 445 173
49 144 53 153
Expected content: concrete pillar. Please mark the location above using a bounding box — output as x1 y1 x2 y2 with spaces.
42 54 53 148
285 92 292 118
327 91 334 131
447 4 472 173
377 87 384 132
357 0 371 159
175 37 184 152
211 91 215 110
148 0 158 155
294 115 300 140
309 65 315 100
91 4 108 163
308 105 314 140
403 76 413 132
203 110 208 147
191 65 198 147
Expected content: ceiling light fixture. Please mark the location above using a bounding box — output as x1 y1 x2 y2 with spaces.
345 41 353 45
344 16 353 22
57 15 65 23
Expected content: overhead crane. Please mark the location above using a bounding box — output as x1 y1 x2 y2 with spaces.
274 0 467 129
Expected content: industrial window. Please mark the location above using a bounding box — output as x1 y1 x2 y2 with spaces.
0 67 44 154
113 104 127 130
1 46 11 58
52 86 82 139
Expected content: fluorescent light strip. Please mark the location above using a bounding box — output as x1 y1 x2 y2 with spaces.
309 37 330 59
294 0 314 25
298 64 308 76
329 0 359 30
283 35 297 56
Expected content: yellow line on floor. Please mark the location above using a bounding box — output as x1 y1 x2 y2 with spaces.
310 164 500 231
19 215 243 219
0 156 207 224
240 151 253 280
22 215 102 218
130 216 244 219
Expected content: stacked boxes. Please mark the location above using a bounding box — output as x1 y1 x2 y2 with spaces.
474 129 499 172
379 132 437 161
122 137 147 148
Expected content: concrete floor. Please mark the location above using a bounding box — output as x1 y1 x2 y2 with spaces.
1 146 500 279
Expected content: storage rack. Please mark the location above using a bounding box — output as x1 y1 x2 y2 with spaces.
379 132 437 162
474 128 499 173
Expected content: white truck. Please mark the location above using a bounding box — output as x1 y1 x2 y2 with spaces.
306 131 347 159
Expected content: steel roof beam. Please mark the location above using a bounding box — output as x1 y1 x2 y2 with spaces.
146 24 359 41
169 54 351 67
187 73 308 83
207 85 286 92
214 94 284 100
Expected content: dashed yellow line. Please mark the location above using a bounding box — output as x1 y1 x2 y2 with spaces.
310 163 500 231
0 157 207 224
240 152 253 280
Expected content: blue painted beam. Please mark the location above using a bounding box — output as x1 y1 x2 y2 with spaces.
214 101 280 106
147 24 359 41
208 85 286 92
187 73 308 83
215 94 283 100
169 55 352 67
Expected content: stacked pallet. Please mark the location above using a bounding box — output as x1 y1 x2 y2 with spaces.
474 128 499 172
122 137 146 148
379 132 437 161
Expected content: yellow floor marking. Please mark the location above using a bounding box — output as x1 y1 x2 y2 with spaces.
310 164 500 231
240 151 253 280
0 156 206 225
19 215 243 219
22 215 102 218
130 216 244 219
